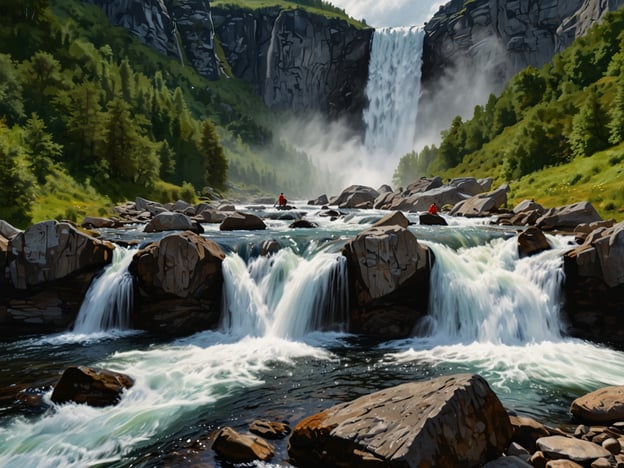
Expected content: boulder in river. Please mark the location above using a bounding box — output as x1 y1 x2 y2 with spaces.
329 185 380 208
450 184 510 217
144 212 203 234
342 224 431 338
51 366 134 407
289 374 513 467
220 212 266 231
536 201 602 231
570 385 624 424
7 220 114 290
518 227 551 258
212 426 274 463
129 231 225 334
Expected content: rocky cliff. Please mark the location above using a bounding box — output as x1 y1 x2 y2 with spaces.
422 0 624 90
86 0 371 124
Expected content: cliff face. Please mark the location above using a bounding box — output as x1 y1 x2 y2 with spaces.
422 0 624 88
86 0 372 124
213 7 372 121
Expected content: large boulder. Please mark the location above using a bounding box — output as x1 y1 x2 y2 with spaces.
7 221 114 290
451 184 510 217
449 177 487 196
371 211 410 229
129 231 225 334
342 224 431 338
144 212 203 234
570 385 624 424
562 221 624 347
390 185 465 212
373 190 397 209
536 202 602 231
420 212 448 226
536 435 610 464
212 426 274 463
403 176 443 195
329 185 380 208
289 374 513 467
50 366 134 407
518 227 551 258
220 212 266 231
307 194 329 206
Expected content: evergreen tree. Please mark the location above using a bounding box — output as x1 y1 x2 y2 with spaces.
158 140 176 179
65 80 104 166
199 119 227 190
22 112 62 183
0 54 25 123
20 50 63 112
569 88 609 158
608 76 624 145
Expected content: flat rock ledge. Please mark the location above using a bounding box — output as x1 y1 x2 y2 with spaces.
288 374 513 467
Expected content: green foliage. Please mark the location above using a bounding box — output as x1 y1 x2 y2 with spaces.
393 145 438 187
608 75 624 144
200 119 228 191
568 88 609 158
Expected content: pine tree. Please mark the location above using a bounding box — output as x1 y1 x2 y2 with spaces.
569 88 609 158
199 119 227 190
608 76 624 145
22 112 62 183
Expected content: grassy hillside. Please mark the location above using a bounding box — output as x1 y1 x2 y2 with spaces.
0 0 328 227
395 7 624 222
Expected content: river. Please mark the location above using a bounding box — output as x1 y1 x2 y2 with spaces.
1 203 624 467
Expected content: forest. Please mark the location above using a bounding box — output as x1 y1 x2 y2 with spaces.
0 0 321 227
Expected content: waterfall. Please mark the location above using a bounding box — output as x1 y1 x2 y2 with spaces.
73 247 135 333
221 249 348 340
363 26 425 157
417 237 567 345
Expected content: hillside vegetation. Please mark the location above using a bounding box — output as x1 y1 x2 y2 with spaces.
0 0 322 227
394 7 624 221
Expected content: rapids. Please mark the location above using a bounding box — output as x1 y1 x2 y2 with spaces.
1 204 623 467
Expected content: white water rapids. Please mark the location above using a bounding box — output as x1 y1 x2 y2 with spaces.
1 212 624 467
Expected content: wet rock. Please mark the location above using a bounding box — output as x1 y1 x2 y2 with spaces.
212 426 274 463
390 185 465 212
81 216 119 229
514 200 546 215
518 227 551 258
217 203 236 212
371 211 409 229
220 212 266 231
404 176 444 195
602 437 621 455
451 184 510 217
7 221 114 290
536 435 610 464
289 374 513 467
51 366 134 407
144 212 203 234
308 194 328 206
330 185 380 208
289 220 317 229
450 177 487 196
129 232 224 334
537 202 603 231
570 385 624 424
420 212 448 226
545 460 584 468
373 190 397 209
249 420 291 439
194 209 226 224
510 415 551 451
342 224 431 338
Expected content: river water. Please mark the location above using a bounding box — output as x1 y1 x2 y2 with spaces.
2 203 624 467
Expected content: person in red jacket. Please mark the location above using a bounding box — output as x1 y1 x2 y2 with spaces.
278 192 287 207
428 203 439 215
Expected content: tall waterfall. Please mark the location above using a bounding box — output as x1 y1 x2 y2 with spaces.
73 247 135 333
221 249 348 340
363 26 425 157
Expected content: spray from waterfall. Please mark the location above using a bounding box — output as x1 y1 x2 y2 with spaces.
73 247 135 333
364 26 424 158
221 249 348 340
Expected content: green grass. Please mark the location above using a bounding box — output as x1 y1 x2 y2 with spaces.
510 144 624 222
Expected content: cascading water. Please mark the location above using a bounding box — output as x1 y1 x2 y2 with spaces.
416 237 567 344
72 247 135 333
221 248 349 340
363 26 425 157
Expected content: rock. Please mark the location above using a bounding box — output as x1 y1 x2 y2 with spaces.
451 184 510 217
330 185 379 207
377 184 393 193
220 212 266 231
602 437 621 455
570 385 624 424
289 220 317 229
308 194 329 206
144 212 203 234
531 450 548 468
518 227 551 258
129 232 224 334
420 212 448 226
483 455 532 467
212 426 274 463
373 190 397 209
249 420 291 439
371 211 409 229
50 366 134 407
342 224 431 338
537 202 603 231
536 435 610 464
194 209 226 224
135 196 167 216
319 209 342 218
0 220 21 240
510 415 551 452
514 199 547 215
508 441 531 460
81 216 119 229
217 203 236 212
575 220 616 234
450 177 487 196
404 176 444 195
289 374 513 467
545 460 584 468
7 221 114 290
390 185 465 212
590 457 613 468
